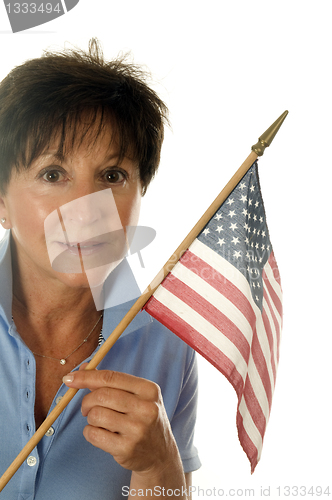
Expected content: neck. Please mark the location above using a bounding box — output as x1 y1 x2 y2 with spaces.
11 236 100 321
10 239 103 352
12 288 103 362
12 278 98 323
12 287 100 325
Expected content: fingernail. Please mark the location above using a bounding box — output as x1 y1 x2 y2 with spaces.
63 374 74 384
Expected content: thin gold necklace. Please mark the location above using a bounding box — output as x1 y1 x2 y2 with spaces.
31 313 103 365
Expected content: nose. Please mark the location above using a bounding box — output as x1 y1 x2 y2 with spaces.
59 188 123 235
62 191 101 225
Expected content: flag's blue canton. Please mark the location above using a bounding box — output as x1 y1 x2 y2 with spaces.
197 163 271 311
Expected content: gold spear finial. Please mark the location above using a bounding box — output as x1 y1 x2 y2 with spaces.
251 110 288 156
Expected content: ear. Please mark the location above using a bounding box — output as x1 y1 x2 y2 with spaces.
0 195 12 230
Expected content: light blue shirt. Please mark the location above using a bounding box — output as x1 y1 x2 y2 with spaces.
0 232 201 499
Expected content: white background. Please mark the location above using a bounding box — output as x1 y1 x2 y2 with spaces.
0 1 331 498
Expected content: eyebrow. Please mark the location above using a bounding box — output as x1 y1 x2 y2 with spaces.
103 152 120 162
38 151 65 162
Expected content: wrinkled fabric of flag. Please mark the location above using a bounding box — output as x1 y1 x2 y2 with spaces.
144 162 283 472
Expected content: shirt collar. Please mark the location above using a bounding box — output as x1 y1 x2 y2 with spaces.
0 231 151 336
103 299 152 340
98 258 152 339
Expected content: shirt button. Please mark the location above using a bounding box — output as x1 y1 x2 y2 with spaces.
55 396 63 404
27 456 37 467
45 426 54 437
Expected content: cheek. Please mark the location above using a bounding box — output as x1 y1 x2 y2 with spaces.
116 191 141 228
8 193 57 246
10 199 44 236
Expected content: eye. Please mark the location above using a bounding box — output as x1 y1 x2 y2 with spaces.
40 168 65 183
103 169 126 184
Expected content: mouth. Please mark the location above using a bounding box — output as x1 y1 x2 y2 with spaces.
50 230 129 273
56 240 107 257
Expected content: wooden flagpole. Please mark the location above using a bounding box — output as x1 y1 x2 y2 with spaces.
0 110 288 492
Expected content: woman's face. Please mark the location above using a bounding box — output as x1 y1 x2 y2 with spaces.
0 124 142 291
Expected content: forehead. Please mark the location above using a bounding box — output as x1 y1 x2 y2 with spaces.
25 108 136 170
44 113 121 160
47 128 120 163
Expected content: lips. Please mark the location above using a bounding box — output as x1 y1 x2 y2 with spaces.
56 240 106 257
50 230 129 273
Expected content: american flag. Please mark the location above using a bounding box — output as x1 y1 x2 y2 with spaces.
144 162 282 472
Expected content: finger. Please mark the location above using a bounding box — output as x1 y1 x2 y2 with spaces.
83 411 146 463
63 370 158 400
81 386 136 417
83 423 124 456
85 404 126 432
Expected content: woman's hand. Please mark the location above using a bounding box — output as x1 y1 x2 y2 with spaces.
62 369 183 478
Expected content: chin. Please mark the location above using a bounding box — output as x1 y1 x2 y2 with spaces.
55 271 92 289
55 260 121 290
85 260 121 288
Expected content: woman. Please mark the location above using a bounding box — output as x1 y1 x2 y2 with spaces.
0 40 200 498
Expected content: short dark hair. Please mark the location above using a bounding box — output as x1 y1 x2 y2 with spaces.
0 39 169 194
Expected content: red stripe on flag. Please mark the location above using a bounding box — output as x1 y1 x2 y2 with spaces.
145 296 245 396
